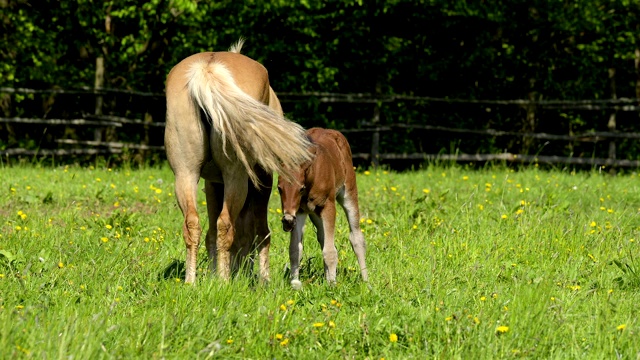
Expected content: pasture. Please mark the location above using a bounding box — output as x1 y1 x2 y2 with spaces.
1 162 639 359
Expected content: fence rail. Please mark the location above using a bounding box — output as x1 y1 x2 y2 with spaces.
1 86 640 168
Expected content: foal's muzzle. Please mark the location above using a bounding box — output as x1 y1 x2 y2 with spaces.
282 214 296 232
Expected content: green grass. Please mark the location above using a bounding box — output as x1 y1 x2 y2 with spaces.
1 162 639 359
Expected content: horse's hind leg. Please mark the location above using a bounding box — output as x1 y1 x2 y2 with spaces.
165 104 208 284
172 172 202 284
338 188 369 282
216 169 249 280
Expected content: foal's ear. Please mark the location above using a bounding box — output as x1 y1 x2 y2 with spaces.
308 144 318 156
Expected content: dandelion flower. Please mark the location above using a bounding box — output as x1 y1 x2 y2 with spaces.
617 324 626 331
275 333 284 340
389 333 398 343
226 339 233 344
496 326 509 334
280 304 287 311
329 321 336 328
106 224 113 230
280 338 289 346
501 214 508 219
422 188 431 194
313 322 325 328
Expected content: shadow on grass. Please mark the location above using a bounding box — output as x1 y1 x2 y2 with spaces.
159 259 185 281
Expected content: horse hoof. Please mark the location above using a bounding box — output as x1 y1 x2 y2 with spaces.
291 280 302 290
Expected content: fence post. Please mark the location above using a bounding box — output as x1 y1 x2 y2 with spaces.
607 67 617 164
636 47 640 100
370 81 381 168
94 56 105 142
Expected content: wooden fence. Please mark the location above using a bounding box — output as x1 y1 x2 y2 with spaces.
1 86 640 168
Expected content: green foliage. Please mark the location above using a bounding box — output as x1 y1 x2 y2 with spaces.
1 0 640 159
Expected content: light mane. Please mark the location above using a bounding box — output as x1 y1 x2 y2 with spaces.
228 37 245 53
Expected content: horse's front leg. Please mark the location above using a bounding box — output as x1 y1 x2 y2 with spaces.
311 202 338 284
254 168 273 284
217 171 249 280
289 212 308 290
204 181 224 276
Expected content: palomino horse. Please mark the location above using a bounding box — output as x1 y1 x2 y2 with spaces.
278 127 368 289
165 39 311 283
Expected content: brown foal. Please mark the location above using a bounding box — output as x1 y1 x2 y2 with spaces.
278 127 368 289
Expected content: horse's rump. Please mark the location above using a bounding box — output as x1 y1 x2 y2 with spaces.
185 56 311 185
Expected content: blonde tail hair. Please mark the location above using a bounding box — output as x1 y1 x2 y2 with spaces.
186 60 311 186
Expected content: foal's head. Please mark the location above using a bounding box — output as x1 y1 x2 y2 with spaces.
277 142 317 232
277 168 307 232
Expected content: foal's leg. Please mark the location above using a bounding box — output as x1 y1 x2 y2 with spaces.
311 202 338 284
289 212 307 290
204 181 223 276
338 189 369 282
217 170 249 280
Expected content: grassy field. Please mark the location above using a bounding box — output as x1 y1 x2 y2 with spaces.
1 161 639 359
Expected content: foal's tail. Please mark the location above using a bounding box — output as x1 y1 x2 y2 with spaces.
186 60 311 186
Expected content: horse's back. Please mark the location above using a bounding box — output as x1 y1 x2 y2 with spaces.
307 128 353 166
306 128 354 186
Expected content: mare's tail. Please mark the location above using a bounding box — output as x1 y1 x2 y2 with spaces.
186 59 311 186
